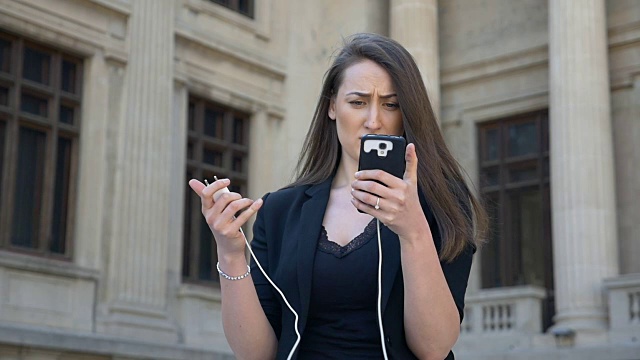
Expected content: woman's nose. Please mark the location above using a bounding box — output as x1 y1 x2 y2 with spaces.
364 107 382 130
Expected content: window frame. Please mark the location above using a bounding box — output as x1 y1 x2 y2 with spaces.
0 31 82 260
183 95 250 285
208 0 255 19
477 110 554 329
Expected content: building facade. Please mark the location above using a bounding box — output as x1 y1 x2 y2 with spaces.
0 0 638 359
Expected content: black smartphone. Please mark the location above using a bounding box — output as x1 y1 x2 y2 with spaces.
356 134 406 213
358 134 407 181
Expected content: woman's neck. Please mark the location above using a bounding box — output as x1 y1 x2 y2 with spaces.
332 156 358 189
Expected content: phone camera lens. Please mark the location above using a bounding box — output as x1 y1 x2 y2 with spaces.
379 143 387 150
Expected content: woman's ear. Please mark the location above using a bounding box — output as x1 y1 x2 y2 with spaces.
328 96 336 120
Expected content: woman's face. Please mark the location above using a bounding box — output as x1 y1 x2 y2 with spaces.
329 59 404 165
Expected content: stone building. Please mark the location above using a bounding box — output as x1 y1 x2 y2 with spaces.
0 0 639 359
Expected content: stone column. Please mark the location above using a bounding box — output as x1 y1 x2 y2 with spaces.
100 0 177 341
390 0 440 120
549 0 619 332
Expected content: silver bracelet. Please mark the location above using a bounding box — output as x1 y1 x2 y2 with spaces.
216 262 251 281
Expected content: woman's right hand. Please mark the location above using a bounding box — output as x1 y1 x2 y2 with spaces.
188 178 263 259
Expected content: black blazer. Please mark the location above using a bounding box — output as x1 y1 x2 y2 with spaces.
250 176 473 360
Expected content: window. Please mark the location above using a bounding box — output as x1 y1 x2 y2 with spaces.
478 110 554 329
183 96 250 284
209 0 255 18
0 31 82 259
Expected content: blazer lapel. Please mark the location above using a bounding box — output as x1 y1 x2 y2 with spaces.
295 177 332 333
380 223 401 313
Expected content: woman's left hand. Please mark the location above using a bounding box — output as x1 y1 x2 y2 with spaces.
351 143 430 242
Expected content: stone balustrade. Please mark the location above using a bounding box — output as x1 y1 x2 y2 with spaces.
461 285 547 335
604 273 640 344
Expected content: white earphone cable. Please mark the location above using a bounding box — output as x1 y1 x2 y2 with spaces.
376 218 390 360
240 228 301 360
209 176 301 359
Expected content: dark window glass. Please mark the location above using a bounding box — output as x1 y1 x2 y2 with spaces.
233 117 245 144
61 60 77 94
23 47 50 85
203 148 223 167
198 218 214 281
484 127 499 161
0 85 8 106
507 188 546 287
21 93 48 117
481 167 500 187
238 0 252 16
59 104 75 124
509 165 537 183
50 137 71 254
11 127 46 248
542 115 549 154
183 171 194 278
204 107 223 138
232 155 243 173
0 38 10 74
0 121 4 188
209 0 254 18
187 141 195 160
184 96 250 285
481 194 501 287
188 102 195 131
508 122 537 157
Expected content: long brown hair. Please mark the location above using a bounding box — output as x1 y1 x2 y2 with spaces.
289 33 487 261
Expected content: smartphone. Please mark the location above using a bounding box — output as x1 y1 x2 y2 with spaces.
358 134 407 181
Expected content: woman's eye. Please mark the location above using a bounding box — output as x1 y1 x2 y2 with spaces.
384 103 399 109
350 101 365 106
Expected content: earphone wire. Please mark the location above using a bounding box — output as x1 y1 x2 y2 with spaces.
208 176 300 360
376 218 390 360
239 228 302 360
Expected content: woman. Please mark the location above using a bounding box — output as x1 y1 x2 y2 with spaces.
189 33 486 360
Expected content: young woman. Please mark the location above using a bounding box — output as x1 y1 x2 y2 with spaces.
189 33 486 360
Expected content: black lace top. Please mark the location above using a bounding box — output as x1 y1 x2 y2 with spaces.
297 219 385 359
317 219 378 258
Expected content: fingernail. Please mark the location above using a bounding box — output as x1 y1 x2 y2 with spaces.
252 198 263 208
354 172 361 178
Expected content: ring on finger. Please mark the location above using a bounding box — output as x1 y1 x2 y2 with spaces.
374 197 381 210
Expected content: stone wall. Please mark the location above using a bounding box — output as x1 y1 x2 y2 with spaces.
0 0 639 359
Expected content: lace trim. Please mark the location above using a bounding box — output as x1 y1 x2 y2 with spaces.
318 219 377 258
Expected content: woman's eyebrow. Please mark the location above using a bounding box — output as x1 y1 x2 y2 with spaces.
345 91 397 98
